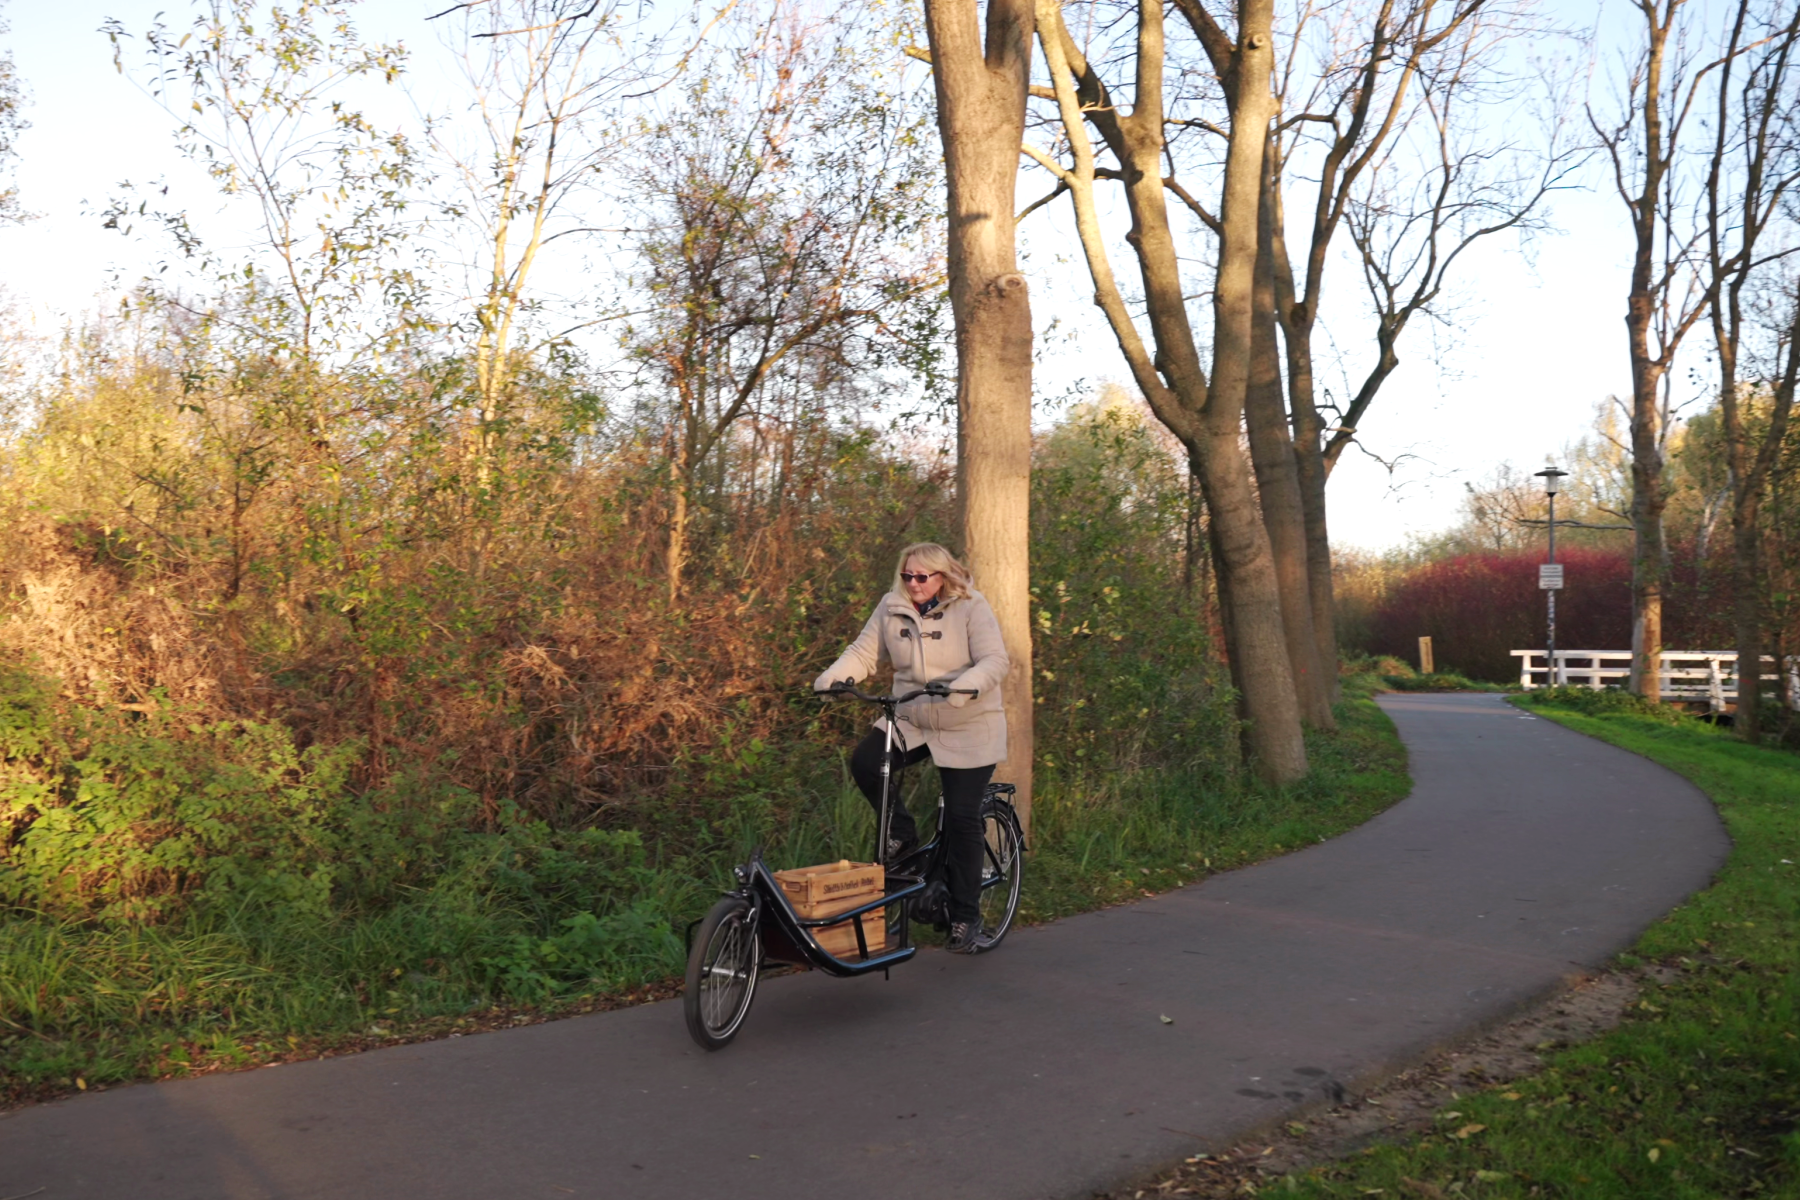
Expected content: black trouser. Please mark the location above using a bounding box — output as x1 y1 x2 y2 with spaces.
849 727 993 925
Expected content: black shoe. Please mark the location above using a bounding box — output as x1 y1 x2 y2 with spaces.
946 917 984 954
884 835 919 865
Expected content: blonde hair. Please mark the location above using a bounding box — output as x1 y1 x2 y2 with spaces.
892 542 974 601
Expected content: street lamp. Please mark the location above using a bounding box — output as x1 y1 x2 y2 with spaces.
1534 466 1568 687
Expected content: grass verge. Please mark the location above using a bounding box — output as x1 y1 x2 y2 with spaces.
1 675 1409 1111
1260 697 1800 1199
1022 672 1410 921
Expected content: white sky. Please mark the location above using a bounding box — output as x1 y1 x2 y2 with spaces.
0 1 1692 553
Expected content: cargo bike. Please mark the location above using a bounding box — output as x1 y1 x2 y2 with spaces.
682 681 1026 1050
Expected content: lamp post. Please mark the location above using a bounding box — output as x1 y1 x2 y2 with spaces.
1534 466 1568 687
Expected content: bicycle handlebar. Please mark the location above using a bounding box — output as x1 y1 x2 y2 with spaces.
815 681 977 705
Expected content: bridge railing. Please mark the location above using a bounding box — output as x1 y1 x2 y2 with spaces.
1510 649 1800 710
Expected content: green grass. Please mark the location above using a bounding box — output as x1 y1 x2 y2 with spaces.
0 677 1411 1107
1023 674 1410 919
1378 671 1513 693
1271 698 1800 1199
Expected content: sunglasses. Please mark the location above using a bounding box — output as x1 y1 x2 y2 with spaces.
900 571 941 584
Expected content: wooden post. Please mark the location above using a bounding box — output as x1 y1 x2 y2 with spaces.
1418 636 1434 676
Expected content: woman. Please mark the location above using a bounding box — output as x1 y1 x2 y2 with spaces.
815 542 1009 953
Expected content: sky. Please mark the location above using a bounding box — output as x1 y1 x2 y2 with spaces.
0 1 1690 553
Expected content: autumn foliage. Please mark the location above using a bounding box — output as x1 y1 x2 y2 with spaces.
1353 543 1765 682
1361 548 1634 681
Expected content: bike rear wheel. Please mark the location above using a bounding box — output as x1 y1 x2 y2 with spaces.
684 894 761 1050
972 800 1023 952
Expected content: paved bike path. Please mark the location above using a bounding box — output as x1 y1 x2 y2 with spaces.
0 694 1730 1200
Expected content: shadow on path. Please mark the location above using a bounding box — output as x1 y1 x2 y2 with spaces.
0 694 1730 1200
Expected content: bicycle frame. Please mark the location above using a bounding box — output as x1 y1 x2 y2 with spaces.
700 683 1020 976
683 684 1026 1048
735 848 919 977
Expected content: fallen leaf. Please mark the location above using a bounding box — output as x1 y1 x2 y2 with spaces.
1454 1123 1487 1139
1647 1147 1661 1163
1159 1014 1174 1025
1473 1170 1510 1183
1500 1092 1521 1101
76 1078 88 1091
1440 1111 1463 1121
1399 1179 1445 1199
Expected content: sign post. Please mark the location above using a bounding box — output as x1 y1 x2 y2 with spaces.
1534 467 1569 687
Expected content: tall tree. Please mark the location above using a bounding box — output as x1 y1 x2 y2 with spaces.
1263 0 1565 702
1029 0 1308 782
430 0 640 494
1593 0 1713 701
1248 127 1332 729
920 0 1039 824
627 1 941 602
1701 0 1800 741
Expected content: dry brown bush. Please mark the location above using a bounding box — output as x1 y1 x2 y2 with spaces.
0 316 954 831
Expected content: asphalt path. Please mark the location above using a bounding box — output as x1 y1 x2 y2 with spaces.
0 693 1731 1200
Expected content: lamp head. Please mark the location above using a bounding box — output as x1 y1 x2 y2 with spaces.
1534 465 1568 496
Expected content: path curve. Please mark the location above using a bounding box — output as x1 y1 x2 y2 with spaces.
0 694 1730 1200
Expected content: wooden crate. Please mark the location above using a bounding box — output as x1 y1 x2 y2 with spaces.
773 860 883 915
811 909 887 959
773 859 887 958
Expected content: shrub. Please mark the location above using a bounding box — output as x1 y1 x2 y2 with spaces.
1363 548 1633 682
1520 684 1687 721
1030 396 1237 779
1378 672 1503 692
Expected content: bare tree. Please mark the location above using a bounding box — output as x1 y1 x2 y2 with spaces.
627 1 941 602
1701 0 1800 740
1264 0 1570 704
920 0 1040 825
1030 0 1308 783
429 0 642 490
1593 0 1719 700
1248 139 1332 728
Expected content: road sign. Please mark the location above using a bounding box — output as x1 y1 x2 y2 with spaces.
1539 563 1564 590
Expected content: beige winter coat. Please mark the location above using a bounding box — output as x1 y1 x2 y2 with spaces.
814 589 1010 768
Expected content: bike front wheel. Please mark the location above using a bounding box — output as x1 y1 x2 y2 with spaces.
972 800 1024 952
684 894 761 1050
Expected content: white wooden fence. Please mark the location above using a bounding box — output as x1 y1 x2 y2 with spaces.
1511 649 1800 711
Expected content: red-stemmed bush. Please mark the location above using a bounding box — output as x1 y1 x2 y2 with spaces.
1365 548 1634 682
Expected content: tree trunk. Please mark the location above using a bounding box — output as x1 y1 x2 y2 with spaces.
667 478 689 605
923 0 1036 832
1196 0 1305 781
1267 172 1340 703
1205 489 1253 766
1621 3 1680 703
1246 151 1332 728
1731 498 1763 740
1625 337 1669 702
1722 298 1800 743
1035 0 1305 783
